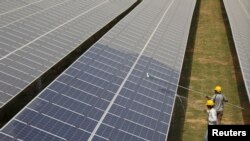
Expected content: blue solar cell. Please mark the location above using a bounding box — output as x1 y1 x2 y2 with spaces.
38 89 57 100
16 109 37 123
152 132 166 141
125 110 157 130
109 104 125 117
104 83 119 93
66 128 90 141
124 81 138 92
3 120 65 141
92 135 106 141
159 113 170 123
2 121 24 137
85 51 99 59
64 68 81 77
120 87 136 99
156 122 168 134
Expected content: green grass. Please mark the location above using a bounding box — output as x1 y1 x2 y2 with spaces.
168 0 250 141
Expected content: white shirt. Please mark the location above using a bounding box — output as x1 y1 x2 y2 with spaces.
207 108 217 125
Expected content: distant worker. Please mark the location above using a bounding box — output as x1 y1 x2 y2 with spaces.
204 100 218 141
206 85 228 124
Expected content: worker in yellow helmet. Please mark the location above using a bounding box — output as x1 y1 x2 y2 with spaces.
206 85 228 124
204 100 217 141
205 100 217 125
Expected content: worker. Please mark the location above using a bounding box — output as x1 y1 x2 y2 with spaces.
206 85 228 124
204 100 217 141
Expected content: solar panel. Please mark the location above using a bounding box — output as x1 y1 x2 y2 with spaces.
223 0 250 102
0 0 41 15
0 0 137 108
0 0 70 27
0 0 196 140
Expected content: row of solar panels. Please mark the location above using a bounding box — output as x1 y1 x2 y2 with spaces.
0 0 197 140
223 0 250 102
0 0 136 108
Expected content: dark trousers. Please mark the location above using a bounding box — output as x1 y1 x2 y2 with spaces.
217 111 223 124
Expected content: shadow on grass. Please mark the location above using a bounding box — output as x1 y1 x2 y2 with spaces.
167 0 201 140
220 0 250 124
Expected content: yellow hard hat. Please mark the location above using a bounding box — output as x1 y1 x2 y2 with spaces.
206 100 214 106
214 85 222 92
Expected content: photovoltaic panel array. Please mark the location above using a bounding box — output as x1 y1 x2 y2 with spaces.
223 0 250 102
0 0 137 108
0 0 196 140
